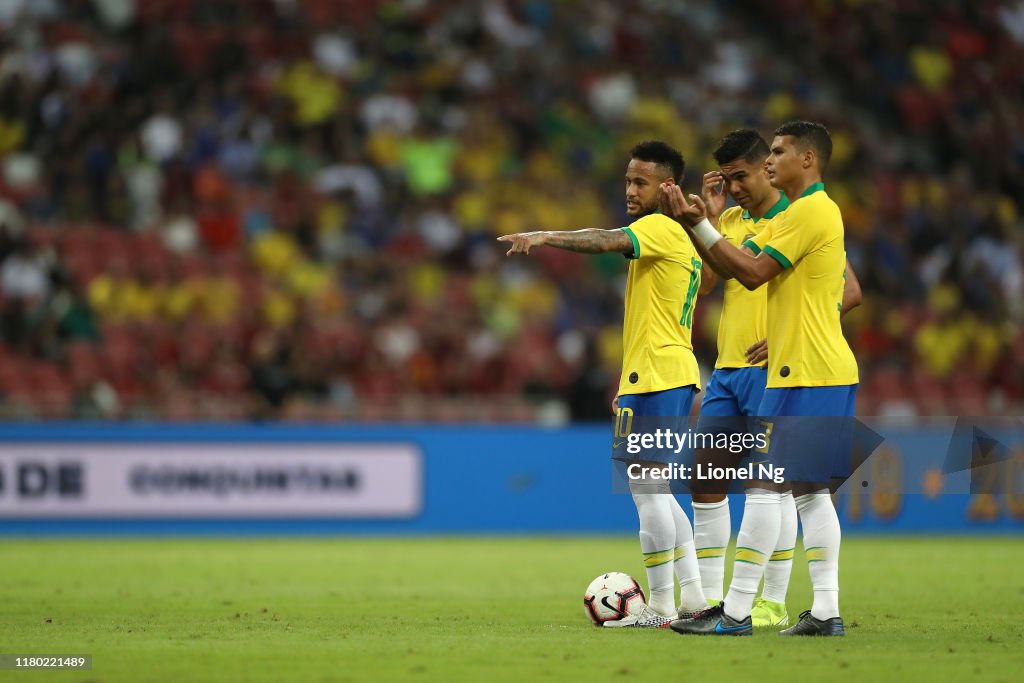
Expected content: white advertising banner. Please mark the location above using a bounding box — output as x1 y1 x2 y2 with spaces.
0 444 422 518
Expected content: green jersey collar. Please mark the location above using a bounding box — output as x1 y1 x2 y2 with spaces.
799 181 825 198
741 193 791 223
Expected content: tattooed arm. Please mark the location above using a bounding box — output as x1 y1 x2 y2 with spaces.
497 229 634 256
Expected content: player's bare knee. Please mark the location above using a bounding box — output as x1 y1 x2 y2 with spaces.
791 482 829 497
692 492 727 504
744 478 787 493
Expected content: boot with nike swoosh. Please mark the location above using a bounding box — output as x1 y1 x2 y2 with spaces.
669 602 752 636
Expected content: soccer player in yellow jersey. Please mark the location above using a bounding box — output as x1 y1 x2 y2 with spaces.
663 121 857 637
689 129 862 630
689 129 789 625
498 141 708 628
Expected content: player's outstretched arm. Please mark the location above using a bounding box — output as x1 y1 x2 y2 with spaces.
697 172 726 293
694 246 755 293
841 258 862 315
686 233 733 282
660 184 782 291
497 229 633 256
658 182 733 281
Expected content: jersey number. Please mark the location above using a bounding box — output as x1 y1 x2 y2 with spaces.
615 407 634 438
679 258 702 328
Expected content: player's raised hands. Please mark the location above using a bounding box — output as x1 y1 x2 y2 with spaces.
659 183 707 227
701 171 727 220
497 231 548 255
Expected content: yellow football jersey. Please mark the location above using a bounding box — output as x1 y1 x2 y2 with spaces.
714 194 789 369
744 183 858 388
618 213 702 396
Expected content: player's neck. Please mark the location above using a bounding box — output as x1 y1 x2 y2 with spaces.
782 175 823 203
748 189 782 219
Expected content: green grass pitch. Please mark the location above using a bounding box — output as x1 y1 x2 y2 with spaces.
2 537 1022 682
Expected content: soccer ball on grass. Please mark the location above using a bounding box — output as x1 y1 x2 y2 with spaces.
582 572 646 625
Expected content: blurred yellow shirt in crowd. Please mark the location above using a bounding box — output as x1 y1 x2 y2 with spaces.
277 61 342 127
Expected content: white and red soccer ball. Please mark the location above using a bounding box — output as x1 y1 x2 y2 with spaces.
583 572 646 625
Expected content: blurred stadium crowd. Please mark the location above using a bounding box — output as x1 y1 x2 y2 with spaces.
0 0 1021 421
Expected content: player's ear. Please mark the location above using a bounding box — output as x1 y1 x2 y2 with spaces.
663 178 676 187
802 148 815 170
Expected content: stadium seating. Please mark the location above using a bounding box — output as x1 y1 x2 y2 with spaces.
0 0 1020 420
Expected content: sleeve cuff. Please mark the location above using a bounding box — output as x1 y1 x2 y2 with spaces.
742 239 761 255
763 244 793 269
621 227 640 260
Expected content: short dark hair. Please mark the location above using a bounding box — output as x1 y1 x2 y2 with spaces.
630 140 685 184
713 129 770 166
774 120 832 171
